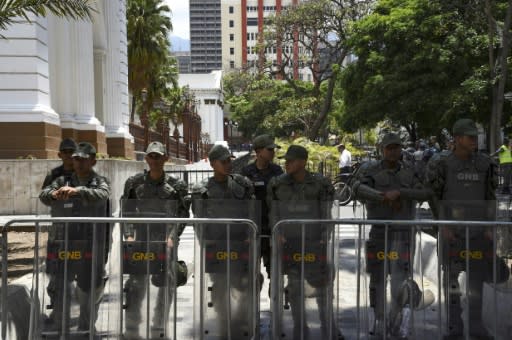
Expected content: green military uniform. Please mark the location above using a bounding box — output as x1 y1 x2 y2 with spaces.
121 142 190 337
40 138 77 328
267 145 339 339
39 144 110 333
41 138 77 188
192 144 256 338
241 134 283 279
425 119 508 339
352 133 432 338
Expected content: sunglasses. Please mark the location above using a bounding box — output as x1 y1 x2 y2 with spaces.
265 148 275 152
147 153 164 159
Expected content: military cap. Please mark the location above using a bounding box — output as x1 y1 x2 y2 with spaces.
59 138 77 151
208 144 234 161
253 134 280 150
381 133 402 147
279 145 308 160
453 118 478 136
72 142 97 159
146 141 166 155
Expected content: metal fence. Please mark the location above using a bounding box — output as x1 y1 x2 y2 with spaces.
1 217 259 340
272 218 512 340
2 214 512 339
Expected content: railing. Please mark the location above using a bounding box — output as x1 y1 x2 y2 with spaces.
271 218 511 340
2 214 511 339
1 217 259 340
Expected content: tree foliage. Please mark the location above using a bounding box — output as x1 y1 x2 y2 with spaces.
224 72 325 138
262 0 373 141
0 0 95 31
127 0 180 123
340 0 512 144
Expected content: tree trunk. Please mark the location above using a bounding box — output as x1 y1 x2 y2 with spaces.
489 0 512 152
130 95 136 123
308 72 337 141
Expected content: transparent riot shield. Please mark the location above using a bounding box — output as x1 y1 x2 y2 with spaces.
271 200 340 340
344 213 441 339
120 199 181 340
437 200 510 339
31 198 113 339
193 199 260 340
361 222 436 339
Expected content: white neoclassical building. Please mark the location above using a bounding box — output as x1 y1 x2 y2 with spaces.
0 1 133 159
178 71 225 143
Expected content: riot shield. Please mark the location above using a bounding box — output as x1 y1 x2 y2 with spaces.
270 200 340 340
362 222 434 339
437 200 510 339
345 213 441 339
31 198 113 339
192 199 260 340
120 199 180 340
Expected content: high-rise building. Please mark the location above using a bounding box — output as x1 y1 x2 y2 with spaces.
190 0 223 73
221 0 312 81
173 51 192 73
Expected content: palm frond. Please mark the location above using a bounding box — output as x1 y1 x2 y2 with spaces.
0 0 95 31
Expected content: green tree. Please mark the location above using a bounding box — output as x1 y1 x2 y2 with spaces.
224 73 294 138
263 0 373 141
127 0 175 122
341 0 512 145
0 0 95 31
486 0 512 150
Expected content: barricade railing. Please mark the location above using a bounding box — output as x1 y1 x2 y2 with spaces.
272 218 512 340
1 217 259 340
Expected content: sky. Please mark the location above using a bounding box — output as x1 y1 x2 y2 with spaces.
166 0 190 40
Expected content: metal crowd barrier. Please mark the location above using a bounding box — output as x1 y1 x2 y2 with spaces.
272 218 512 340
1 217 259 340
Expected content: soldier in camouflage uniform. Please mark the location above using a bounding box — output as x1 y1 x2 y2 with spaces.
39 142 110 333
121 141 190 339
352 133 433 339
267 145 343 340
40 138 77 325
241 134 283 282
41 138 77 188
192 144 255 338
425 119 509 340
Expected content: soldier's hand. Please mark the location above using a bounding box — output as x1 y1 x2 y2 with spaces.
54 186 79 200
382 190 400 203
167 237 174 249
126 236 135 242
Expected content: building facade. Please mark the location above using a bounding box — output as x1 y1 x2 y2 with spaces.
221 0 312 81
177 71 225 143
0 0 133 159
173 51 192 73
189 0 223 73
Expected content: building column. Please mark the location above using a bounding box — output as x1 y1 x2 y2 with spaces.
50 17 107 154
0 16 62 158
103 0 134 158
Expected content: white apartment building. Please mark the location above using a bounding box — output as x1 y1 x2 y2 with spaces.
221 0 313 81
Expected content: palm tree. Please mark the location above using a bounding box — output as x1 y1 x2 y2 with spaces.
127 0 173 122
0 0 95 31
